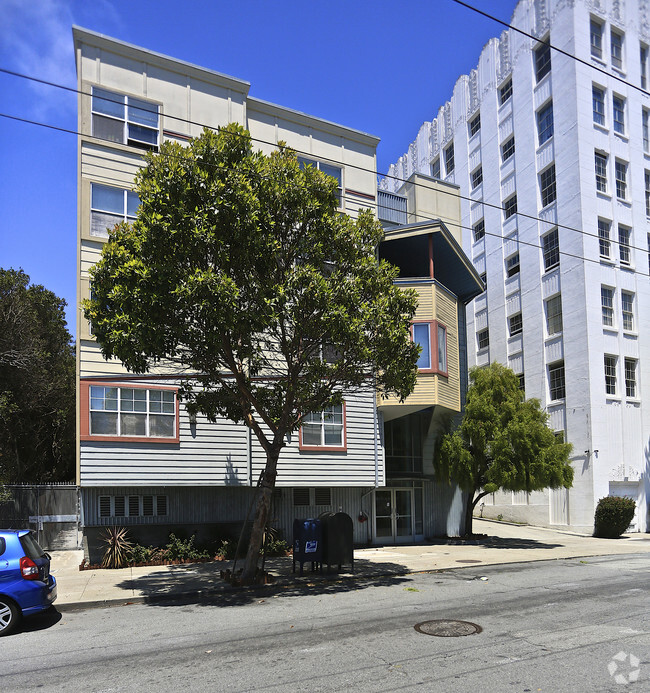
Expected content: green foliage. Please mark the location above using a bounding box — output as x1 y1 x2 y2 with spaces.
101 526 133 569
164 533 210 561
594 496 636 538
215 539 237 560
0 269 75 483
128 543 165 565
435 363 574 533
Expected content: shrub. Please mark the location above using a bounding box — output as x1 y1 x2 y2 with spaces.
215 539 237 560
164 533 210 561
101 526 133 568
594 496 636 538
129 543 165 565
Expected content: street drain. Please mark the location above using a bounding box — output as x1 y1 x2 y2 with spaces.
456 559 482 563
414 620 482 637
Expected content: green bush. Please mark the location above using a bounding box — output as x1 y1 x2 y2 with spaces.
129 543 165 565
164 533 210 561
215 539 237 560
594 496 636 538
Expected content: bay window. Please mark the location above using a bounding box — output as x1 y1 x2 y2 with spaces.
411 321 448 375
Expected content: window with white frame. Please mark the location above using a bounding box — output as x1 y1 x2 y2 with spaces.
542 228 560 271
545 294 563 336
504 194 517 220
508 313 523 337
471 166 483 189
411 321 447 374
590 19 603 59
437 323 447 374
645 171 650 216
604 355 617 395
517 373 525 392
621 291 634 331
477 328 489 350
506 253 520 278
88 385 176 438
625 358 637 398
469 114 481 137
479 272 487 291
613 95 626 134
473 219 485 241
499 79 513 104
298 157 343 208
535 42 551 82
501 136 515 162
594 152 608 193
598 218 611 258
91 87 159 150
537 101 554 145
619 225 631 265
601 286 614 326
300 404 345 449
540 165 557 207
615 159 627 199
548 361 566 401
643 109 649 153
90 184 139 238
99 494 168 518
642 44 649 89
610 29 624 70
444 143 455 174
431 157 441 179
592 86 605 126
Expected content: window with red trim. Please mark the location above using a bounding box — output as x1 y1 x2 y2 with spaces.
411 321 448 375
80 381 179 443
299 403 346 451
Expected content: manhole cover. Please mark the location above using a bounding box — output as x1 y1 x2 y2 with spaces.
414 619 482 637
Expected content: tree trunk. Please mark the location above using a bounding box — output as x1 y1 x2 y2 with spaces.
464 492 475 536
240 449 279 584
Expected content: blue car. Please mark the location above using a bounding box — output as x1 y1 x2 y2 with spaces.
0 530 57 635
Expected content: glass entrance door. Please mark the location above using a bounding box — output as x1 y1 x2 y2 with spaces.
374 488 414 543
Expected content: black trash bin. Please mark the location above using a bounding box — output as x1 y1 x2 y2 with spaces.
292 518 323 576
319 511 354 573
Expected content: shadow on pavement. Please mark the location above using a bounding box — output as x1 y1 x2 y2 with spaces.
114 558 412 608
16 606 62 635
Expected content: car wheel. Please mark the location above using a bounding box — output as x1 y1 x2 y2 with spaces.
0 598 21 636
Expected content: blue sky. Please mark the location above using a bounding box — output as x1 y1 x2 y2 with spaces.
0 0 516 337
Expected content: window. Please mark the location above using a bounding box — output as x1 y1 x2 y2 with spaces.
625 358 637 398
598 219 611 258
590 19 603 59
537 101 554 145
546 295 563 336
601 286 614 326
645 171 650 216
314 488 332 506
99 494 167 518
548 361 566 401
535 42 551 82
642 44 649 89
469 114 481 137
592 86 605 125
473 219 485 241
298 157 343 207
300 404 345 450
542 228 560 271
508 313 523 336
479 272 487 291
444 143 455 174
431 157 441 179
506 253 520 277
619 225 631 265
85 384 177 440
643 109 649 153
594 152 608 193
611 29 624 70
91 87 159 150
471 166 483 189
477 329 489 350
621 291 634 331
90 184 139 238
293 488 310 506
501 136 515 161
615 159 627 199
504 194 517 220
517 374 525 392
540 165 557 207
604 355 617 395
613 95 626 134
411 321 447 374
499 79 513 104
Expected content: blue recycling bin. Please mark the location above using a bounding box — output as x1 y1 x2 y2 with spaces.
292 518 323 576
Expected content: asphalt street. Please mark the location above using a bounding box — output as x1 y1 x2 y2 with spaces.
2 553 649 692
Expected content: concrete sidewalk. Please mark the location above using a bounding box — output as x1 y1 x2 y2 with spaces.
49 520 650 611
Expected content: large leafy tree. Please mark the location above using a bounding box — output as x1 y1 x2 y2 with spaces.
84 124 419 582
434 363 573 535
0 269 75 483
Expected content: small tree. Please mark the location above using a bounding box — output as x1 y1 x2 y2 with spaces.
85 125 419 582
434 363 573 535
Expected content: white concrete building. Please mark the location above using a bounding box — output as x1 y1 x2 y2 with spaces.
382 0 650 532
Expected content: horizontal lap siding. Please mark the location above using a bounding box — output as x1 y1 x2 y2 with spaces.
435 288 461 412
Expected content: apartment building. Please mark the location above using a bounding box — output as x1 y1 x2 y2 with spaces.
73 28 481 557
381 0 650 532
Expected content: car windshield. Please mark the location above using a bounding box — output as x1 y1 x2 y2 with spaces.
20 533 45 560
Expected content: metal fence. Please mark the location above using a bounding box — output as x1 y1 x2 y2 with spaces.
0 484 81 550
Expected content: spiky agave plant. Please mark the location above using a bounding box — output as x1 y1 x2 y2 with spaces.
101 526 133 569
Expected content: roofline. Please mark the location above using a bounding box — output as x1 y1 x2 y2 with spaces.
72 26 250 94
